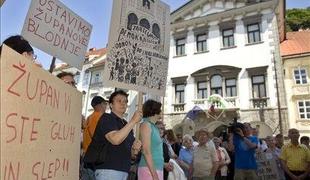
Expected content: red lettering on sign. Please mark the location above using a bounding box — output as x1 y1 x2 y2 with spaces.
6 113 17 143
50 122 75 143
34 7 43 20
32 158 69 179
3 162 20 180
64 92 71 114
5 113 40 144
39 80 47 103
26 72 39 100
7 62 26 97
30 118 40 141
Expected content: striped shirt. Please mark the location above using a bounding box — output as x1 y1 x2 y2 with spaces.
280 143 310 171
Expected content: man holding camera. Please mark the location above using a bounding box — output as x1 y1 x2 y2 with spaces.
229 123 259 180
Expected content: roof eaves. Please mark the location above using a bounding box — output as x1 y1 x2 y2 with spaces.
171 0 194 15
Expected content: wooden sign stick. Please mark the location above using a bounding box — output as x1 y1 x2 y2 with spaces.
135 92 143 138
49 56 56 73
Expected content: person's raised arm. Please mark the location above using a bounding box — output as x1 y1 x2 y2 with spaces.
105 110 141 145
236 128 257 149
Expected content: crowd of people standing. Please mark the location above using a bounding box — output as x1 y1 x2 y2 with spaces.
1 35 310 180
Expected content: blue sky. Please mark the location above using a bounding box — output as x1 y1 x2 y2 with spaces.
1 0 309 70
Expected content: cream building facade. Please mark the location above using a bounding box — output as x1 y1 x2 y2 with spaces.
163 0 287 137
281 31 310 137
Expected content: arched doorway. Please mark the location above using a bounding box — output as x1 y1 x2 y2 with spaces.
206 120 229 137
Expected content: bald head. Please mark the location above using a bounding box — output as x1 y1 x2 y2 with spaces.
288 128 300 144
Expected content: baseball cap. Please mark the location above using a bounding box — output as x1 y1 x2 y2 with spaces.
91 96 107 108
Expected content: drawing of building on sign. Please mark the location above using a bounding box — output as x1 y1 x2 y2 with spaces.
104 0 170 96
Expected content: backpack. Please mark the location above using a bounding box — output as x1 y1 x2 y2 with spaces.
83 116 108 166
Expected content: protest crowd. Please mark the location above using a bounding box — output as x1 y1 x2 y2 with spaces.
1 25 310 180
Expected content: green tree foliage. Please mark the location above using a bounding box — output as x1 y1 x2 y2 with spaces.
286 8 310 31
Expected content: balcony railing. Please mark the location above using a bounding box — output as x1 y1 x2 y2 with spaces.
172 103 185 112
192 97 239 110
90 81 103 87
250 97 269 108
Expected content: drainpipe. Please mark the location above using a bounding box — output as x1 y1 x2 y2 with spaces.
84 70 92 116
273 52 283 134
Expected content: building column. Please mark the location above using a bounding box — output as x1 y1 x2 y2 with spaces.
239 69 250 109
222 76 226 97
186 77 196 111
207 76 211 98
261 14 270 42
186 27 195 56
170 32 175 58
208 21 220 51
235 16 245 46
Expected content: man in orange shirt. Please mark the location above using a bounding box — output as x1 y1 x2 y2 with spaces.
83 96 108 153
81 96 107 180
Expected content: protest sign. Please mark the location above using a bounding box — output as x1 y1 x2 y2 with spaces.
256 152 281 180
103 0 170 96
21 0 92 70
0 45 82 180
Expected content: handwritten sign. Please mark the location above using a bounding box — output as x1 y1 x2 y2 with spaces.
256 152 281 180
0 45 82 180
103 0 170 96
21 0 92 70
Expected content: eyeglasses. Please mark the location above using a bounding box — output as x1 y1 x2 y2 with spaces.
32 54 37 60
26 52 37 61
64 80 76 87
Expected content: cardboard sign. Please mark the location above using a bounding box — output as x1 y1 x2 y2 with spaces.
256 152 281 180
103 0 170 96
0 45 82 180
21 0 92 70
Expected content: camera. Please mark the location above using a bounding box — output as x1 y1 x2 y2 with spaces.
227 117 245 137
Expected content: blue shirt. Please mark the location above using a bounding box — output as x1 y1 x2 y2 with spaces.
233 135 258 170
179 147 193 165
179 147 193 177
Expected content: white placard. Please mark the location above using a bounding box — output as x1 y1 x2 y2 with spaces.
103 0 170 96
21 0 92 70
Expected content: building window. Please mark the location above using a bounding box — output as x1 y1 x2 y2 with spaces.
176 38 186 56
197 81 207 99
83 71 90 86
226 78 237 97
222 29 234 47
92 72 101 84
294 68 308 84
74 72 80 84
139 18 150 30
196 34 207 52
211 75 222 96
247 23 261 43
252 75 266 98
298 100 310 119
175 84 185 103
